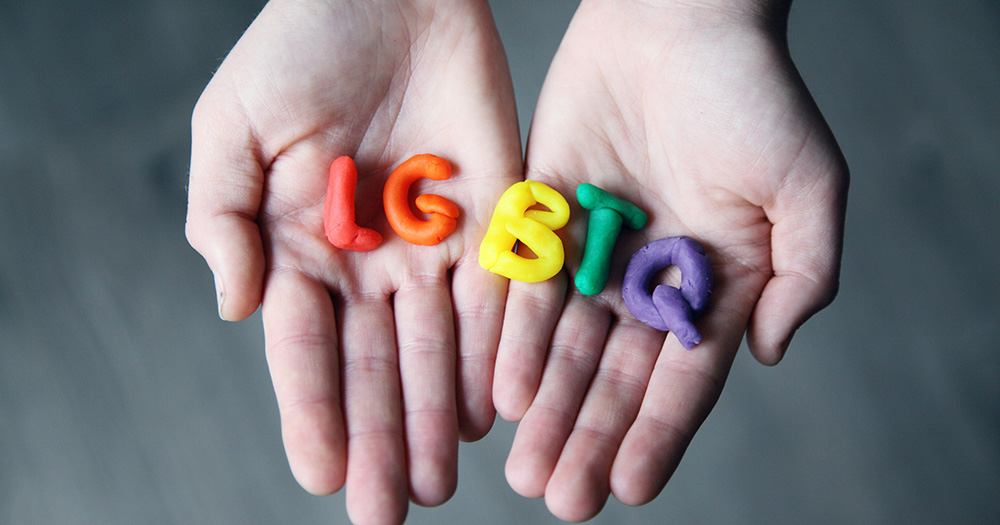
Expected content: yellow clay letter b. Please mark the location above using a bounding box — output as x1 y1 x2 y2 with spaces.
479 181 570 283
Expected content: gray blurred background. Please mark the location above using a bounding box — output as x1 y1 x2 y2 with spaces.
1 0 997 523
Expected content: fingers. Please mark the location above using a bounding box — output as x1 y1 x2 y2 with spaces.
186 95 265 321
504 296 611 499
502 262 760 518
748 164 848 365
393 271 459 507
451 259 508 441
542 321 663 522
269 266 463 520
493 276 568 421
340 294 409 525
610 272 757 506
262 269 346 495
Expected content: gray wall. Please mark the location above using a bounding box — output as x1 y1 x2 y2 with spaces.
1 0 997 523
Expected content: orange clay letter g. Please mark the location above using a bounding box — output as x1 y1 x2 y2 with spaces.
383 154 459 246
478 181 570 283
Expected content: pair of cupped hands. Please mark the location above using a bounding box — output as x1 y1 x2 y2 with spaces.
185 0 847 523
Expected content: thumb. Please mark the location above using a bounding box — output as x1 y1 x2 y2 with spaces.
185 92 266 321
748 155 848 365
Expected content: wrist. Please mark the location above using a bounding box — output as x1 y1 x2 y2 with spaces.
588 0 792 33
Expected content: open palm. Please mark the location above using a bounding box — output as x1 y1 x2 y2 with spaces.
185 1 520 522
493 1 848 520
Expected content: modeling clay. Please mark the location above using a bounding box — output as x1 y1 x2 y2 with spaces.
479 181 570 282
574 184 647 295
383 154 459 246
621 236 712 349
323 156 383 252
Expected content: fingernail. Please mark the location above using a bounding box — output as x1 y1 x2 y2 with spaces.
779 330 796 359
213 272 227 321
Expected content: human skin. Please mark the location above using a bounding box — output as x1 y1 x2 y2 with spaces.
184 0 521 523
492 0 848 521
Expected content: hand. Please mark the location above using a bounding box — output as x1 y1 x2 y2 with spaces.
492 0 848 520
185 0 520 522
